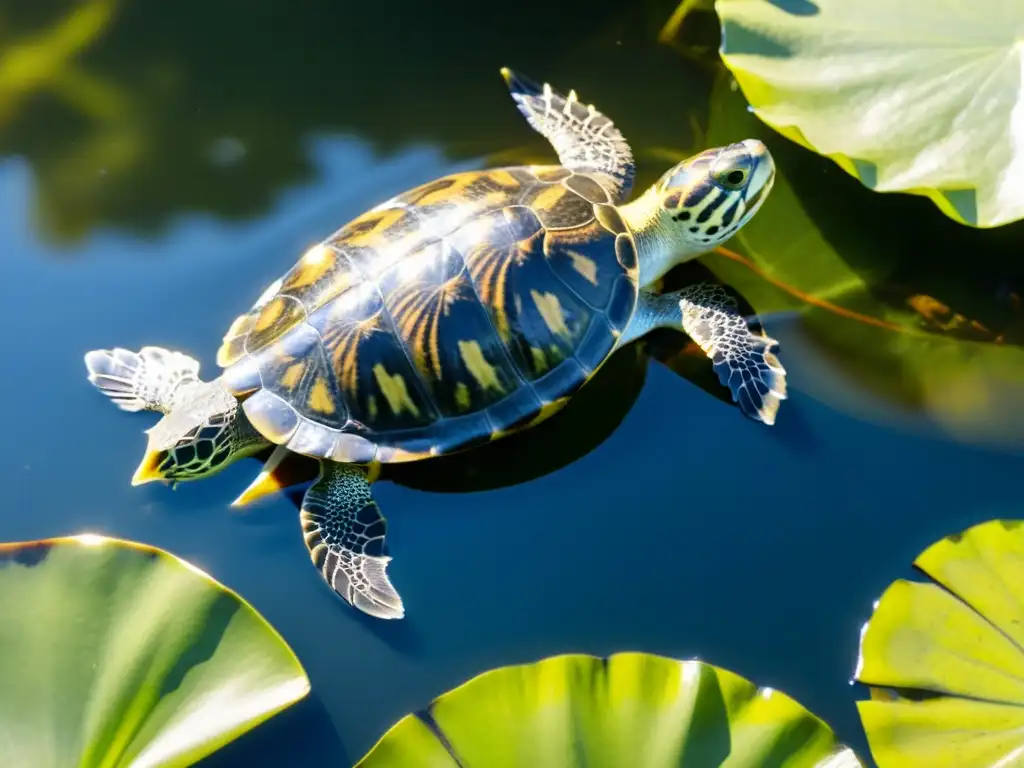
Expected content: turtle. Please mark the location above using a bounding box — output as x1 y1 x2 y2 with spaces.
84 68 785 621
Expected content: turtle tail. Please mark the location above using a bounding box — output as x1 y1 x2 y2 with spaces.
84 346 202 414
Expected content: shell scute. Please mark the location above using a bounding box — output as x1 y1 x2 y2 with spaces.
594 203 628 235
279 244 341 293
246 321 350 429
483 383 544 436
461 208 595 381
522 183 595 230
615 232 638 274
376 239 521 418
575 316 618 375
501 204 545 242
606 274 638 332
222 166 638 462
542 220 619 311
564 173 611 204
306 282 439 432
530 166 572 183
531 357 588 406
246 295 307 357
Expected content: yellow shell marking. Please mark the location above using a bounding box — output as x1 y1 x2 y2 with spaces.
455 382 471 411
530 289 570 338
280 362 305 390
372 363 421 418
457 340 505 394
413 177 467 206
530 398 570 427
344 207 409 247
327 309 381 395
500 397 571 439
368 395 379 420
308 378 336 415
253 297 286 332
387 264 460 382
465 243 514 341
568 251 599 285
530 184 569 213
285 244 337 290
488 169 522 187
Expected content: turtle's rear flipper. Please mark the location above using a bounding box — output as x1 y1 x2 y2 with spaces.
84 346 201 414
299 462 405 620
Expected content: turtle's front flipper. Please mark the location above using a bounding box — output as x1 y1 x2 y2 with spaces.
624 285 787 424
501 67 635 202
299 462 404 620
84 346 201 414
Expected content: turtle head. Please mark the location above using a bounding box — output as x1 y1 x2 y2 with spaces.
624 139 775 287
131 381 249 486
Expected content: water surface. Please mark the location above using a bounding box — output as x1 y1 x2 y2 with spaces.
0 0 1021 764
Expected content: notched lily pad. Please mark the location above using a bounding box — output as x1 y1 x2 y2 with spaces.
855 518 1024 767
0 534 310 768
716 0 1024 227
357 652 861 767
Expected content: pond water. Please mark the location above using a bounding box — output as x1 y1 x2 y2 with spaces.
1 0 1022 765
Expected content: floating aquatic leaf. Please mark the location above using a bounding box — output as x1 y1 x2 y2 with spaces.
659 62 1024 449
356 652 861 766
0 534 310 768
855 518 1024 767
715 0 1024 228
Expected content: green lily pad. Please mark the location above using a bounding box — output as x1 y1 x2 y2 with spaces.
854 519 1024 767
655 60 1024 449
715 0 1024 228
0 534 310 768
356 652 861 767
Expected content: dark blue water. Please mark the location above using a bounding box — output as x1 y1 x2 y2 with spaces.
1 1 1021 765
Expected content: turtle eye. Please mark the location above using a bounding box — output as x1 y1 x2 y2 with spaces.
714 168 748 189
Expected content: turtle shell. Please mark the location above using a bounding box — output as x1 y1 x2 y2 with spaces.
218 166 639 464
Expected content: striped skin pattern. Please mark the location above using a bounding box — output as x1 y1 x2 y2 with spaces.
218 166 639 464
651 142 772 254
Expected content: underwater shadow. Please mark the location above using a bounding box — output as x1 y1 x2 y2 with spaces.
654 259 822 455
347 600 426 657
257 488 427 656
773 131 1024 348
384 342 649 495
